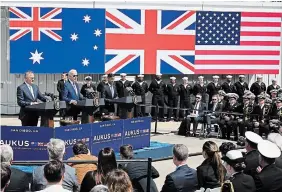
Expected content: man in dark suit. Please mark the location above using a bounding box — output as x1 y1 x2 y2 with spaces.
63 69 83 120
166 77 180 121
206 94 223 134
184 94 207 137
132 74 149 117
244 131 263 179
57 72 68 100
17 71 47 126
254 140 282 192
161 144 197 192
221 75 235 94
101 73 118 114
0 145 30 192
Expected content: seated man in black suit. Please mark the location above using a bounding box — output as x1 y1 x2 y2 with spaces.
0 145 30 192
17 71 47 126
206 94 223 134
101 73 118 114
119 145 159 192
161 144 197 192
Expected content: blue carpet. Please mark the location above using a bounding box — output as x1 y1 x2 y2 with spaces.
12 141 173 173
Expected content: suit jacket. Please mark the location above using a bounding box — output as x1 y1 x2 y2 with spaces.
57 79 66 100
32 163 79 192
5 167 30 192
230 172 256 192
197 160 222 189
115 80 131 98
63 80 82 103
254 164 282 192
244 150 260 179
208 102 223 117
190 101 207 116
17 83 47 119
221 82 235 94
275 154 282 169
101 83 118 99
97 81 106 93
161 165 198 192
119 161 159 192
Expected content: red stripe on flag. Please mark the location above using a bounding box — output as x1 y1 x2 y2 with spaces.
167 11 195 30
169 55 195 72
195 69 279 74
11 29 30 41
241 22 281 27
195 50 280 55
46 30 62 41
195 60 280 65
241 31 281 36
241 12 282 18
41 8 61 19
9 7 27 19
106 11 133 29
240 41 280 46
106 55 136 74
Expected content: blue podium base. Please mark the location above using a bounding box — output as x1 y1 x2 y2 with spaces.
12 141 173 173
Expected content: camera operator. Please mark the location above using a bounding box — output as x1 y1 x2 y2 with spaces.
81 76 97 99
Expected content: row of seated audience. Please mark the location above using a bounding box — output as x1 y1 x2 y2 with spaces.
1 131 282 192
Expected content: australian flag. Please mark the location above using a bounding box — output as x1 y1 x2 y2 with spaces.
9 7 105 73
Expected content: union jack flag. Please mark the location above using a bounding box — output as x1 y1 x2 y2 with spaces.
105 9 196 74
9 7 62 41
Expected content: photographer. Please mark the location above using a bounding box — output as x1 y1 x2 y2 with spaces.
81 76 97 99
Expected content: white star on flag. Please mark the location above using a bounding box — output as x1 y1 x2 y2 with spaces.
82 58 90 66
83 15 91 23
70 33 78 41
93 45 98 50
94 29 102 37
29 50 44 64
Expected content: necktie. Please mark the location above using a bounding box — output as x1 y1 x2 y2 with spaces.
213 103 216 111
28 85 35 99
72 83 78 95
193 102 198 114
110 85 114 98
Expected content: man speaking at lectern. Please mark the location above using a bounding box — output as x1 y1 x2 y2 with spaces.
17 71 47 126
63 69 83 120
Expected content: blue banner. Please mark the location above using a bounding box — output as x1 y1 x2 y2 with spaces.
55 124 92 159
10 7 105 73
0 126 53 161
91 120 123 155
123 117 151 149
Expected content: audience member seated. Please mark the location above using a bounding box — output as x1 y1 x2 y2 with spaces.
243 132 262 179
219 142 236 157
105 169 133 192
222 150 256 192
0 144 30 192
161 144 198 192
119 145 159 192
32 139 79 192
1 163 11 192
90 185 108 192
80 147 117 192
267 133 282 169
68 141 98 184
37 160 70 192
197 141 225 189
254 140 282 192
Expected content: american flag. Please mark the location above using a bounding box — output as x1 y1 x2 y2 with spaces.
195 11 281 74
106 9 281 74
105 9 195 74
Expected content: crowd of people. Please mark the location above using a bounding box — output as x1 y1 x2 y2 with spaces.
1 131 282 192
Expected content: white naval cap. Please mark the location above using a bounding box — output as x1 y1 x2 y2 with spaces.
198 76 204 79
182 77 188 80
120 73 127 76
226 75 232 79
245 131 263 144
272 78 277 82
257 75 263 78
170 76 176 80
239 75 245 78
156 73 162 76
212 75 220 79
137 74 144 78
102 74 107 78
84 76 92 81
258 140 281 158
222 150 243 161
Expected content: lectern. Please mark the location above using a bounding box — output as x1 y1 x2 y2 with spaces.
76 98 105 124
25 101 66 127
107 96 142 119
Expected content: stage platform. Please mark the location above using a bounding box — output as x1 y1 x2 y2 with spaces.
12 141 174 173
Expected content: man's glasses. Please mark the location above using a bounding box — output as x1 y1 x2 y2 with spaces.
73 75 78 77
196 97 201 99
212 99 217 101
